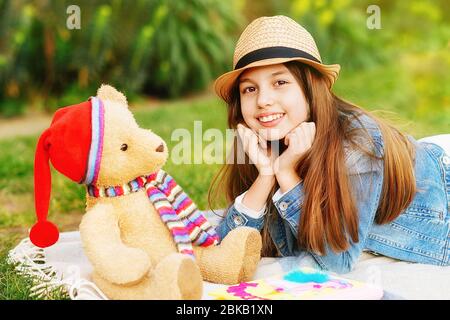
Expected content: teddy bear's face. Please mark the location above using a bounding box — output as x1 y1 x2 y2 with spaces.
95 99 168 187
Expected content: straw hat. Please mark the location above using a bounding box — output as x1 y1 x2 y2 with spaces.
214 15 341 102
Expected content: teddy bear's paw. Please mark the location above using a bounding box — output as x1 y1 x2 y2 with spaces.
239 227 262 282
221 227 262 283
153 253 203 300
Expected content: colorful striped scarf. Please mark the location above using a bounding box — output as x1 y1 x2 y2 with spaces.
87 169 219 258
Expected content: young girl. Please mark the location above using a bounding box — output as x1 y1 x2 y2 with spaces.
209 15 450 274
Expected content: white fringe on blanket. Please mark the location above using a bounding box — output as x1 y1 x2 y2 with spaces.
7 233 107 300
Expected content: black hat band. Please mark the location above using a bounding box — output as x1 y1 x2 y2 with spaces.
234 46 321 70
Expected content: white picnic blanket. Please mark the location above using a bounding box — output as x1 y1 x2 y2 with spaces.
8 228 450 300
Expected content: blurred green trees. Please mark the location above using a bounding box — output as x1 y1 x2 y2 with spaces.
244 0 449 70
244 0 450 133
0 0 449 121
0 0 243 116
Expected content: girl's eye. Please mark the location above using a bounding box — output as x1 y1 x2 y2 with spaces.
120 144 128 151
242 87 256 94
275 80 287 86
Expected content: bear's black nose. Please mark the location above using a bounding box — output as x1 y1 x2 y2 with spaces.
156 143 164 152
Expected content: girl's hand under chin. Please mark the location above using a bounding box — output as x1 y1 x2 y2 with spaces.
237 123 276 176
273 122 316 176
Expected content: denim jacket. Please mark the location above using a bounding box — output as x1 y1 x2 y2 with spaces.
215 114 450 274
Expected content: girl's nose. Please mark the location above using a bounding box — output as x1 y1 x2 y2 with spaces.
256 89 274 108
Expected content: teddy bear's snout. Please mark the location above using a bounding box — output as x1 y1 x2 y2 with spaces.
155 143 164 153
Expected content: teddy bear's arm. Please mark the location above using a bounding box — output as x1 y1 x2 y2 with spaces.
79 203 152 285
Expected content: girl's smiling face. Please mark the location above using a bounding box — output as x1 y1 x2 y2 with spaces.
239 63 310 141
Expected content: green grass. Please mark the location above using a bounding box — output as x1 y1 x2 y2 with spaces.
0 61 449 299
0 237 69 300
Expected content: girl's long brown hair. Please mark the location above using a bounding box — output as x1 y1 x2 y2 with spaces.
208 61 416 256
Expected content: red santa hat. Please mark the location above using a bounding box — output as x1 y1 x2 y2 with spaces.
30 97 105 248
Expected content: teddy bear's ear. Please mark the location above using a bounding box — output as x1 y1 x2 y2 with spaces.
96 84 128 106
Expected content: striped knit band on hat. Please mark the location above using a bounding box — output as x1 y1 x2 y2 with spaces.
83 96 105 185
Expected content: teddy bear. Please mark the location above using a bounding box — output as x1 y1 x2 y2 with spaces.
29 84 262 300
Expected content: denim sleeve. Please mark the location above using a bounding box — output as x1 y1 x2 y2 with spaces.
274 156 384 274
273 182 305 235
214 204 265 242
